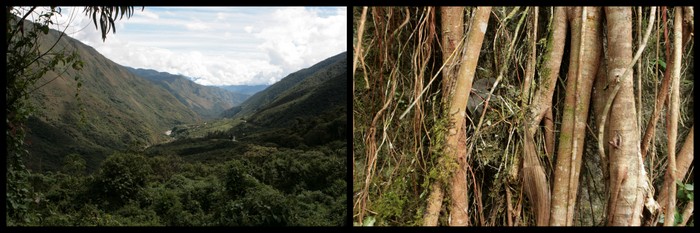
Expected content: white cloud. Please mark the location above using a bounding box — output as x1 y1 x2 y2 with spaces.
140 9 159 19
254 7 347 78
216 12 226 20
41 7 346 86
244 25 254 33
185 22 209 31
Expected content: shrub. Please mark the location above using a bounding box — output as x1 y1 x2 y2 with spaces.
151 188 186 226
148 155 183 182
91 152 152 209
62 153 87 176
114 201 162 226
216 183 290 226
223 160 258 198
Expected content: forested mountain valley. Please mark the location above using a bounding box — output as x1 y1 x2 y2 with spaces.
7 11 347 226
125 67 252 120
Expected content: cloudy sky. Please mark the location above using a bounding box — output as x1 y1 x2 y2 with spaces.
37 7 347 86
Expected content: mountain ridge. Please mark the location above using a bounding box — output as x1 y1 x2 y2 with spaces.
217 85 269 96
221 51 348 147
223 51 347 119
26 23 202 171
126 67 250 119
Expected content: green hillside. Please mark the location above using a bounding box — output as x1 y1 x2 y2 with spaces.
224 52 347 119
185 52 348 148
248 56 346 128
26 26 201 172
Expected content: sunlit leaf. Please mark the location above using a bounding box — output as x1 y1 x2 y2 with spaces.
657 58 666 70
676 180 685 187
362 216 375 226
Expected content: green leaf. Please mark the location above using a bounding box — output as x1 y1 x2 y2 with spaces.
363 216 375 226
91 8 98 30
676 180 685 188
100 16 107 41
657 59 666 70
678 189 685 199
72 60 83 70
685 183 693 191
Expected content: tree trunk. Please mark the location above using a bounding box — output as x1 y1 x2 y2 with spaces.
679 201 694 226
528 7 567 137
639 54 674 159
445 6 491 226
592 48 609 178
657 125 694 209
522 6 567 226
423 6 464 226
352 6 691 227
662 7 683 226
682 7 693 47
550 7 602 226
604 7 643 226
440 7 465 104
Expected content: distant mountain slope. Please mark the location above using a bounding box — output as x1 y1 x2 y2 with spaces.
218 85 269 96
126 67 250 119
221 52 347 147
224 52 347 119
247 55 346 128
25 23 201 171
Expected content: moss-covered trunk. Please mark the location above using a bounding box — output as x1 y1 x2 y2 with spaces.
422 6 464 226
522 6 567 227
550 7 603 226
444 7 491 226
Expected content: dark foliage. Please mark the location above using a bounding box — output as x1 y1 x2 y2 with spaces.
21 139 346 226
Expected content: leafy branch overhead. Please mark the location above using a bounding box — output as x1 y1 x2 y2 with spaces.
82 6 144 41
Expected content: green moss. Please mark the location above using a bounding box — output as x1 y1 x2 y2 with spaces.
534 12 560 93
559 130 572 146
375 189 406 223
424 109 455 188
